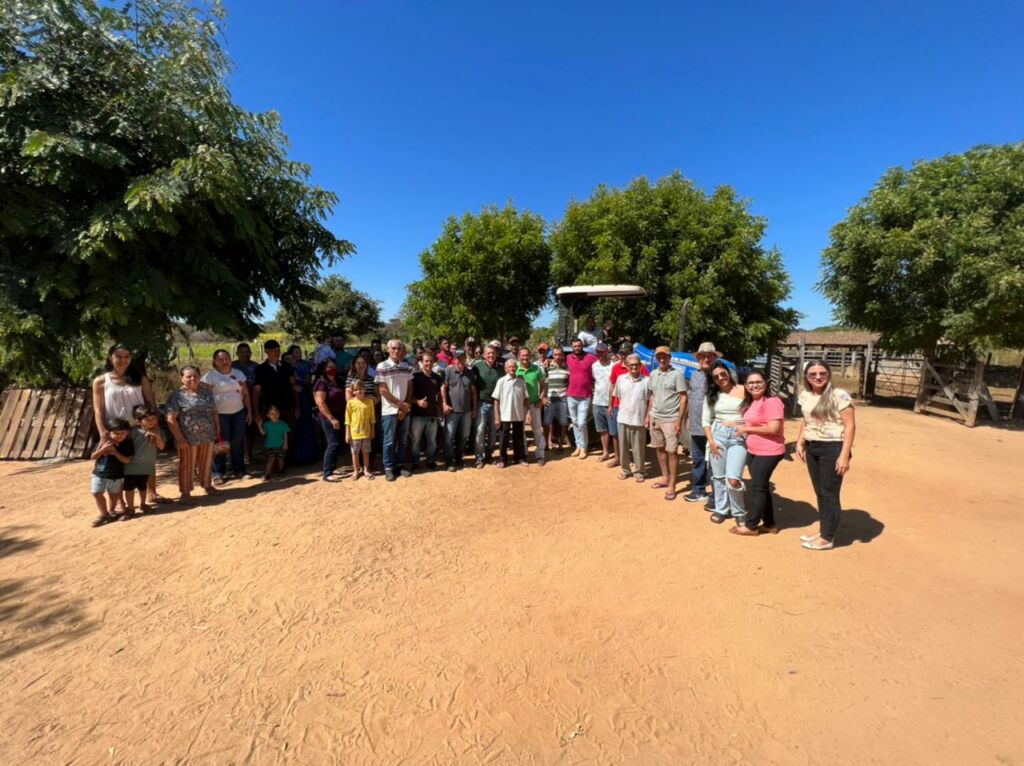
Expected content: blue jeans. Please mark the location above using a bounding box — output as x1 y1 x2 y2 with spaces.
213 409 247 477
382 413 410 471
319 414 341 478
410 416 439 466
523 403 546 460
608 405 619 438
568 396 591 451
445 410 474 466
689 433 711 498
709 422 747 520
475 402 497 461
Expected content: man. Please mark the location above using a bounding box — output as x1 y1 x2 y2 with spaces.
409 350 443 472
253 340 299 427
441 349 477 470
472 345 503 467
606 342 648 469
577 315 599 347
685 342 721 506
502 335 521 363
312 334 336 367
614 354 650 480
436 337 454 367
536 343 550 370
601 319 614 344
332 336 355 373
377 339 414 481
590 342 615 461
646 346 688 501
544 346 570 451
566 338 597 459
516 346 547 465
232 342 259 466
370 338 383 354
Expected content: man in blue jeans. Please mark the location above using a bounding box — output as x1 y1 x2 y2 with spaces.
376 339 413 481
685 342 721 506
566 337 597 459
441 349 478 470
473 344 503 467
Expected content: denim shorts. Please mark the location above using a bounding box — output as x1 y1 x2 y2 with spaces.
543 398 569 426
91 476 123 494
592 402 612 433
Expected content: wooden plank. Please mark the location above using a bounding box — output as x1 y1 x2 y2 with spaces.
919 359 969 419
32 389 64 459
8 391 43 459
41 390 70 458
23 390 52 459
920 404 967 421
978 383 1001 422
0 389 22 452
54 389 81 458
68 391 96 458
0 390 34 458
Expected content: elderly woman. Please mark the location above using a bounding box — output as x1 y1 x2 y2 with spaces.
201 349 252 484
92 344 168 502
166 365 221 503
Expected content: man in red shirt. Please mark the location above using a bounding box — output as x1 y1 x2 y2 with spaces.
606 342 649 469
566 338 597 458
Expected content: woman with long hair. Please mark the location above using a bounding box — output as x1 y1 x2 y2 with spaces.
312 359 346 481
702 361 748 526
735 369 786 536
795 361 856 550
346 354 381 471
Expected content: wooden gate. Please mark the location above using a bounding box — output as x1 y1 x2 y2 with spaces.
913 360 990 427
0 388 96 459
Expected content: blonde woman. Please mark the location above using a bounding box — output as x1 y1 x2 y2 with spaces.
795 361 856 551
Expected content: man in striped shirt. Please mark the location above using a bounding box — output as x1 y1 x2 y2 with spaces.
543 347 570 451
376 339 414 481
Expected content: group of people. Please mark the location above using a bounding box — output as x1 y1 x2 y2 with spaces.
88 325 856 550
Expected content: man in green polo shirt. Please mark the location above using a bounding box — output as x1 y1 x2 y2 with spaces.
473 344 504 466
516 346 548 465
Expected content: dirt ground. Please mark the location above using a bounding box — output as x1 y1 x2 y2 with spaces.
0 403 1022 765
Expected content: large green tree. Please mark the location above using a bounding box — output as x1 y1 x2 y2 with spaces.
276 275 381 343
550 173 797 361
0 0 352 385
403 204 551 342
820 143 1024 356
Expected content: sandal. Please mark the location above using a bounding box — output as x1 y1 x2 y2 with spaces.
729 526 759 537
151 494 173 505
650 482 669 490
92 514 115 527
120 509 136 522
634 474 645 483
759 525 779 535
366 473 376 481
618 471 633 480
709 512 727 524
802 538 834 551
598 454 611 462
664 492 677 501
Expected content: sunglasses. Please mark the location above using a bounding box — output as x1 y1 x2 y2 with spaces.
807 372 829 378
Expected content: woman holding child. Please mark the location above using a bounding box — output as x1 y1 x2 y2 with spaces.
165 366 221 503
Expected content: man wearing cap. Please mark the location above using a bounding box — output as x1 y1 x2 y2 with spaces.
473 345 503 467
591 342 615 461
516 346 547 465
646 346 688 501
606 341 648 469
685 342 721 506
536 343 551 370
566 338 597 458
441 349 477 470
502 336 522 363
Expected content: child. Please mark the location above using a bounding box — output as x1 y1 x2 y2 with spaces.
90 418 134 527
492 358 530 467
259 405 290 480
123 404 166 519
346 380 376 480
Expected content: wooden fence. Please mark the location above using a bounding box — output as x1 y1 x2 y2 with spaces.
0 388 96 460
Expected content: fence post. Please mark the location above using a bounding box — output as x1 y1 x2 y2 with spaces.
796 338 806 397
965 360 985 427
1013 361 1024 421
861 340 874 398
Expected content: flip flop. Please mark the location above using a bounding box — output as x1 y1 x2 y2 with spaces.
802 538 834 550
664 492 677 501
151 495 173 505
618 471 633 480
650 482 669 490
729 526 759 537
91 514 115 527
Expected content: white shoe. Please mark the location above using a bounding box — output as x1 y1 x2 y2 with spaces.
800 533 819 543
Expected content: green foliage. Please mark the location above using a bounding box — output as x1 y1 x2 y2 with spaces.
276 274 382 344
821 143 1024 356
550 173 797 361
403 204 552 342
0 0 352 386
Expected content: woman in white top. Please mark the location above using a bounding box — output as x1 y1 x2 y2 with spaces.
202 349 253 483
702 361 748 525
795 361 856 551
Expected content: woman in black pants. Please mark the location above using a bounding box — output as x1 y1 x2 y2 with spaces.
795 361 856 550
735 369 786 536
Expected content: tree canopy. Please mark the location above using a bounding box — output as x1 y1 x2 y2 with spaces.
0 0 352 385
820 143 1024 356
276 275 381 343
403 204 552 342
550 173 797 361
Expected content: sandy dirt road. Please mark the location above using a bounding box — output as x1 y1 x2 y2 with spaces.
0 403 1022 765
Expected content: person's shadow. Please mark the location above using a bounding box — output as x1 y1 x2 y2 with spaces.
774 498 884 548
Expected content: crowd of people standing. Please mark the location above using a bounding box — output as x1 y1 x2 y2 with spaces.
88 325 856 550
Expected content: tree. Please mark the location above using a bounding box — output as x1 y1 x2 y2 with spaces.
820 143 1024 356
403 204 552 342
550 173 797 361
0 1 352 385
276 275 381 343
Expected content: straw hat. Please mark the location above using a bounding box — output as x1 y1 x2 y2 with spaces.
695 342 722 359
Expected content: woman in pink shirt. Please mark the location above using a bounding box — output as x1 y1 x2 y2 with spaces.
735 369 786 535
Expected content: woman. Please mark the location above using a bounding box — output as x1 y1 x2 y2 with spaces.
287 345 319 464
734 369 786 536
313 360 346 481
92 344 167 503
166 366 220 503
346 354 380 470
795 361 856 551
370 348 384 376
702 361 748 526
201 349 253 484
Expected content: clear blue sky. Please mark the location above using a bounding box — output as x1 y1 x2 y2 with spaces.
223 0 1023 333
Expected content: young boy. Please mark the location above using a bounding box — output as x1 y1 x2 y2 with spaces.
90 418 134 527
492 358 530 467
345 380 376 480
259 405 290 480
122 405 166 519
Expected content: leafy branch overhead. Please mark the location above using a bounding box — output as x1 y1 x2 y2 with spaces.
0 0 353 385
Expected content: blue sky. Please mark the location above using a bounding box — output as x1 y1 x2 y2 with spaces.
223 0 1023 333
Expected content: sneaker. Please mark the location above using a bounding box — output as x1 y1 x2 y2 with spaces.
212 476 227 486
704 499 716 512
385 470 396 482
519 460 529 466
400 468 412 478
447 465 457 473
537 458 545 466
684 493 707 503
475 460 485 469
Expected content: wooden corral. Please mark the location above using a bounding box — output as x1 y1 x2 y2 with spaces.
0 388 96 460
